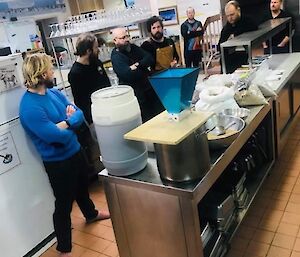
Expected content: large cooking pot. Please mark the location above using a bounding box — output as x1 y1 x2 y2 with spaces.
154 124 210 182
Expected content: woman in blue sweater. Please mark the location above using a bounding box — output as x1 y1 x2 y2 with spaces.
19 53 110 257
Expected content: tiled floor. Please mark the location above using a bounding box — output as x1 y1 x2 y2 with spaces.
41 181 119 257
41 122 300 257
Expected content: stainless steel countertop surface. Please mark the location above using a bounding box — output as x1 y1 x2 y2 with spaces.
100 102 271 201
220 18 291 48
266 53 300 92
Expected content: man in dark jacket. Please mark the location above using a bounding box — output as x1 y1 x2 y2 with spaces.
263 0 294 54
218 0 258 73
141 16 179 72
181 7 204 67
111 27 164 122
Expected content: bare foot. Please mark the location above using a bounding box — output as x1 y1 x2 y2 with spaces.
86 210 110 224
58 252 72 257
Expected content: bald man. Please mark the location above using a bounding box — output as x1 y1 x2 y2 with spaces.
111 28 164 121
181 7 203 67
263 0 294 54
218 0 258 73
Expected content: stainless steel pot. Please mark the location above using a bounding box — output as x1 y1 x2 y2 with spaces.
154 124 210 182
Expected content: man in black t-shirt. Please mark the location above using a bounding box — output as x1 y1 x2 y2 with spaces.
68 33 110 175
218 0 258 73
141 16 179 72
68 33 110 124
263 0 294 54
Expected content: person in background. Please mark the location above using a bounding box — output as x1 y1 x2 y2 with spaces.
111 27 164 122
218 0 258 73
68 33 110 125
141 16 179 72
262 0 295 54
181 7 204 68
68 33 110 177
19 53 110 257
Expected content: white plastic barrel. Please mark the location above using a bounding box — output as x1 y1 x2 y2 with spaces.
91 86 148 176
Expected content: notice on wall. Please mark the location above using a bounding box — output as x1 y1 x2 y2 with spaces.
0 64 21 94
0 132 20 175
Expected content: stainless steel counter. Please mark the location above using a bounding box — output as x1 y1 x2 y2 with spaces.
100 101 274 257
267 53 300 92
100 103 271 203
220 18 292 73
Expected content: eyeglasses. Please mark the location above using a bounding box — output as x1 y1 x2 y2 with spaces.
115 35 130 40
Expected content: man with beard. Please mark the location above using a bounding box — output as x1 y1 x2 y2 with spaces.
19 53 110 257
262 0 294 54
111 27 164 121
181 7 204 67
68 33 110 178
218 1 258 73
141 16 179 72
68 33 110 125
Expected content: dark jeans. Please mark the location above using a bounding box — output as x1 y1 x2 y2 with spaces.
44 150 98 253
184 50 202 68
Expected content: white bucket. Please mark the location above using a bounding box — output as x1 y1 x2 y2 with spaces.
91 86 147 176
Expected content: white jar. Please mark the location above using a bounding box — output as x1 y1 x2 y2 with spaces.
91 86 147 176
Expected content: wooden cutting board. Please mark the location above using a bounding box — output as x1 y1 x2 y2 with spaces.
124 111 213 145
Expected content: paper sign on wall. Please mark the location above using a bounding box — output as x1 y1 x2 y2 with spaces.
0 132 20 175
0 64 21 94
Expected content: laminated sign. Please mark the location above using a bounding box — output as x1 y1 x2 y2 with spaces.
0 132 20 175
0 64 20 94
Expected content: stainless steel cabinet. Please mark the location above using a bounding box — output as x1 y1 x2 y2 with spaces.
276 86 292 133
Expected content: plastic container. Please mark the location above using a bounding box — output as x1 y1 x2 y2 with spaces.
148 68 199 114
106 67 119 86
91 86 147 176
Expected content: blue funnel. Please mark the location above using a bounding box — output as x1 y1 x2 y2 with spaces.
149 68 199 114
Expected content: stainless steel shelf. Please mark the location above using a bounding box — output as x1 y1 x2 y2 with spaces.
220 18 292 73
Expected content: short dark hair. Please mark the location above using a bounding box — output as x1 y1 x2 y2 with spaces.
146 16 163 32
75 33 97 56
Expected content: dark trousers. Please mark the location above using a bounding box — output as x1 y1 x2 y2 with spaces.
44 150 98 253
184 50 202 68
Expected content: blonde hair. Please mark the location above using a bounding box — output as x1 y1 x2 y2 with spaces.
22 53 53 88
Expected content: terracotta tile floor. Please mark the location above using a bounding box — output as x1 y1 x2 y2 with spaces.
41 122 300 257
41 181 119 257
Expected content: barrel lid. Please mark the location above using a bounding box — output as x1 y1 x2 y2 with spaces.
91 86 132 100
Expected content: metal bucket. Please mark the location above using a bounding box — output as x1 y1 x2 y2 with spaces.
154 124 210 182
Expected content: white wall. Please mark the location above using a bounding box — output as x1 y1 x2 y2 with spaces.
0 2 72 53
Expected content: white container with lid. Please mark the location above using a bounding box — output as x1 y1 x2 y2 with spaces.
91 86 147 176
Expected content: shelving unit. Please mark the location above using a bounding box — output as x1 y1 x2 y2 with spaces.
220 18 292 74
47 12 151 95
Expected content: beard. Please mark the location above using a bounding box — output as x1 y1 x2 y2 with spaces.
152 31 163 40
89 52 99 67
42 78 55 88
118 43 131 53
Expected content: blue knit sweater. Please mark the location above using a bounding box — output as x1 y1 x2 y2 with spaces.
19 88 84 162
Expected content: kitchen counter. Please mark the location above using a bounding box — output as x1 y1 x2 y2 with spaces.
99 53 300 257
100 102 272 202
267 53 300 92
100 100 275 257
